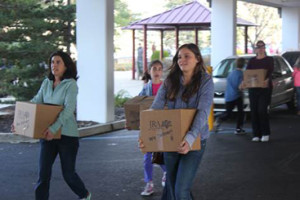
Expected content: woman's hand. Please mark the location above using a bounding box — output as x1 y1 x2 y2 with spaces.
43 129 54 141
262 78 269 88
138 138 145 149
11 124 15 133
178 140 191 154
239 81 245 90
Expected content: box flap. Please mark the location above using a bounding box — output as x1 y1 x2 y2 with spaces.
124 96 147 105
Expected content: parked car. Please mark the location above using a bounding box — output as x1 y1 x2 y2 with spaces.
213 54 296 112
282 51 300 67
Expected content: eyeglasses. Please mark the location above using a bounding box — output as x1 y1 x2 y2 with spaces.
255 45 265 49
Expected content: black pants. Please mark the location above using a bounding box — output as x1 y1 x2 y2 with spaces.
35 135 88 200
249 88 272 137
220 97 244 129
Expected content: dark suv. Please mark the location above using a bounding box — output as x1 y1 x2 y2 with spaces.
213 54 295 112
282 51 300 67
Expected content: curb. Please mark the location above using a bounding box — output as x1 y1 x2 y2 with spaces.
79 120 125 137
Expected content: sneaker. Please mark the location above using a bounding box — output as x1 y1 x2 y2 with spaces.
80 192 91 200
261 135 270 142
141 182 154 196
161 172 166 187
234 128 246 135
252 137 260 142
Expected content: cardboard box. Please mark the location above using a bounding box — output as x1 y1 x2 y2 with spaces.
13 101 63 139
124 96 155 130
140 109 201 152
243 69 267 88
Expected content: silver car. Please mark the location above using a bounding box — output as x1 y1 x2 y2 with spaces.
213 55 295 112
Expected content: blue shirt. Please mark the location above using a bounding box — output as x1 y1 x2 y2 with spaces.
151 73 214 147
31 78 79 137
139 81 153 96
225 69 243 102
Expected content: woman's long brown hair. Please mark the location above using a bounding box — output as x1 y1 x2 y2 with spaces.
164 43 206 102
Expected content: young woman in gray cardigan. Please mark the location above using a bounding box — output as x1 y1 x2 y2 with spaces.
139 43 214 200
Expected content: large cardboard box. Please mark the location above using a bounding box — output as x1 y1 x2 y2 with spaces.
243 69 267 88
13 101 63 139
140 109 201 152
124 96 155 130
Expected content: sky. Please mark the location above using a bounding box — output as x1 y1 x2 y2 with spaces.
125 0 168 18
125 0 209 18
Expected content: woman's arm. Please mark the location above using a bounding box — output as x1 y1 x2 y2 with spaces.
184 75 214 147
48 81 78 134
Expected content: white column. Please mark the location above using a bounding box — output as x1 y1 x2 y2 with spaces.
211 0 237 67
76 0 114 123
282 7 300 51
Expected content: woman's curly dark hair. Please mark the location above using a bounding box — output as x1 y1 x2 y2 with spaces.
48 51 78 81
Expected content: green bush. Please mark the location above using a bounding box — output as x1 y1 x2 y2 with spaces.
114 89 132 107
151 50 170 61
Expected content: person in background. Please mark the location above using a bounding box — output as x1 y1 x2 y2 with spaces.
215 57 246 134
12 51 91 200
139 43 214 199
292 57 300 116
241 40 274 142
137 43 144 79
138 60 167 196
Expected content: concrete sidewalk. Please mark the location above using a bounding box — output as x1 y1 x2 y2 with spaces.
114 71 144 97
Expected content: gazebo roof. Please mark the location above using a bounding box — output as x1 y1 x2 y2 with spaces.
123 0 256 30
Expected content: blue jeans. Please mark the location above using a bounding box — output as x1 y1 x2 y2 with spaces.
296 87 300 111
35 135 88 200
161 140 206 200
144 152 166 182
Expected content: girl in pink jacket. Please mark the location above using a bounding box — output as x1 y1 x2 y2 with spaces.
292 58 300 116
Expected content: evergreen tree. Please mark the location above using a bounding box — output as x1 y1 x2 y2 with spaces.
0 0 75 101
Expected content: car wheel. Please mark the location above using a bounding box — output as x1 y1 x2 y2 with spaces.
286 90 297 111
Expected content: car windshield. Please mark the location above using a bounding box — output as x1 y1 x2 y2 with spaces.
282 52 300 67
213 58 249 78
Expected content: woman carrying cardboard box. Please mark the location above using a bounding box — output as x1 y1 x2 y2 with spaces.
241 40 274 142
139 43 214 200
12 51 91 200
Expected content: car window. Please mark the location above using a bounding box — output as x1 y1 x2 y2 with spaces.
213 58 248 78
277 57 292 75
273 58 282 75
282 52 300 66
